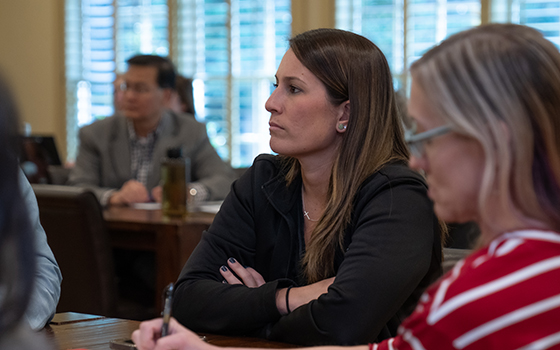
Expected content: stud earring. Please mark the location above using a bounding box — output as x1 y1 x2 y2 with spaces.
338 123 347 131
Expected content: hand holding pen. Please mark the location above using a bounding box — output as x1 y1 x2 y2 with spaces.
161 283 174 337
132 283 210 350
132 317 210 350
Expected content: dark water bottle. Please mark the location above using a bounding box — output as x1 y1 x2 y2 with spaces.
161 148 190 218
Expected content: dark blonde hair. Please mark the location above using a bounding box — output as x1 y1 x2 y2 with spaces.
411 24 560 235
283 29 409 282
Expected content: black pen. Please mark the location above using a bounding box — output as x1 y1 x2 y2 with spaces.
161 283 174 337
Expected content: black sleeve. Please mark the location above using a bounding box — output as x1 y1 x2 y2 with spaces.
172 160 287 336
267 175 438 345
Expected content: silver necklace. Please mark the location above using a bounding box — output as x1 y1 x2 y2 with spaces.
302 187 320 222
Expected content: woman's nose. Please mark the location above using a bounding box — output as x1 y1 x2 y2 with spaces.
265 89 279 113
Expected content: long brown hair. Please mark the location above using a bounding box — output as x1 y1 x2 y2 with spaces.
282 29 409 282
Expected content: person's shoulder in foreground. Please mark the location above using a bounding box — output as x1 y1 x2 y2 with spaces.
18 170 62 330
0 72 57 350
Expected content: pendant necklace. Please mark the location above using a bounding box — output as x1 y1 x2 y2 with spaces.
302 187 320 222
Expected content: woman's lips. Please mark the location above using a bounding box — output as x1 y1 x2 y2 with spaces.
269 121 283 131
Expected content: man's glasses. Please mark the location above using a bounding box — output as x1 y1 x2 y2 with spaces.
405 125 452 159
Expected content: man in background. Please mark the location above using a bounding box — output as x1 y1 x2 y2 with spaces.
68 55 235 206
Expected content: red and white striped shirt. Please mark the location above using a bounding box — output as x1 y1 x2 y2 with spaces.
374 230 560 350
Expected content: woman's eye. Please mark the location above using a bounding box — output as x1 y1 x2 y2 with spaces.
271 83 301 93
289 85 301 94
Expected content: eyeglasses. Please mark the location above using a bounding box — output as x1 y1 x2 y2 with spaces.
406 125 452 159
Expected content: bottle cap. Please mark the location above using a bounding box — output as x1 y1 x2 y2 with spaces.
167 148 183 158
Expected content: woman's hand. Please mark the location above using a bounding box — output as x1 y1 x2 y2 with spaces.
132 317 213 350
276 277 335 315
219 257 266 288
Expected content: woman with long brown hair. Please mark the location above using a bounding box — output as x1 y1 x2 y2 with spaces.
171 28 442 346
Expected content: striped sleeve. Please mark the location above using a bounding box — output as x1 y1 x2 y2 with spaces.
376 230 560 350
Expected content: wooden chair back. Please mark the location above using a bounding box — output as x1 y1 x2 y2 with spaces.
32 184 117 317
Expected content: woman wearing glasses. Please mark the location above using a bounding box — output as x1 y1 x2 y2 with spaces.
133 23 560 350
169 28 443 346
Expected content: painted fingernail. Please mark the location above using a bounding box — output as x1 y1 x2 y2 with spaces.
222 279 227 284
228 257 236 264
221 265 228 272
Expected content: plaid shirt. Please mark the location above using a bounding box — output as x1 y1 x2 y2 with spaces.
127 120 160 188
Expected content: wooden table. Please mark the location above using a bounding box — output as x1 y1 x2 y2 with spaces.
104 207 215 308
45 312 140 350
45 312 296 350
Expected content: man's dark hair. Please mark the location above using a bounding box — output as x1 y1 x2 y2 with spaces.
126 55 177 89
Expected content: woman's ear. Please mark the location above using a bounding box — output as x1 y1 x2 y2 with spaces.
336 100 350 133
